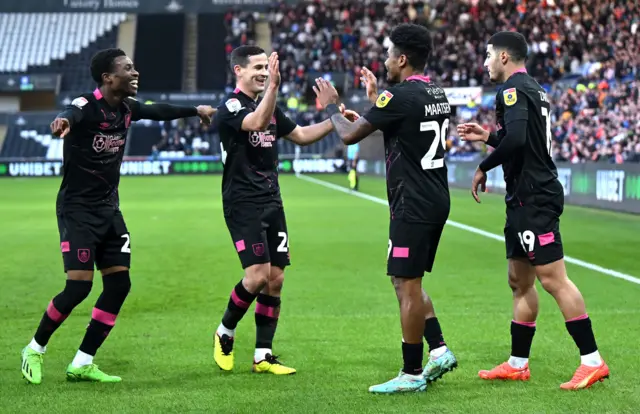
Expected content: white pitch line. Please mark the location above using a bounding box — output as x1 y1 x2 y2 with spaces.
296 173 640 286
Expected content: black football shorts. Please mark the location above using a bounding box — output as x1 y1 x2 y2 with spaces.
504 195 564 266
57 208 131 272
224 204 290 270
387 219 445 278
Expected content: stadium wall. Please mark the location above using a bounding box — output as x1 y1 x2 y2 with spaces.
363 160 640 215
1 156 638 214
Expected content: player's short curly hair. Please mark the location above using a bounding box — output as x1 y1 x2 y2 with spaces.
389 23 433 71
488 31 529 63
230 45 266 71
90 48 127 85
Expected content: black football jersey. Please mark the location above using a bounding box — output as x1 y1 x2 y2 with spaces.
363 75 451 224
494 71 563 205
215 90 297 206
56 89 146 211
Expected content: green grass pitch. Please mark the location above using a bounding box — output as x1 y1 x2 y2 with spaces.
1 174 639 413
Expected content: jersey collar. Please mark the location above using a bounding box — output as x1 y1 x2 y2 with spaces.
507 68 528 80
405 75 431 83
234 87 259 102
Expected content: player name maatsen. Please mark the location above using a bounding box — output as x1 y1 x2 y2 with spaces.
425 103 452 116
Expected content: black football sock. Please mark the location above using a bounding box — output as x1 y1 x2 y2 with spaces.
33 280 93 348
255 294 280 351
220 280 257 331
423 317 447 352
511 320 536 359
78 271 130 357
402 342 424 376
565 315 598 356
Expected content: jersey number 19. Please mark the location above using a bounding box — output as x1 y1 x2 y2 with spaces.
420 119 449 170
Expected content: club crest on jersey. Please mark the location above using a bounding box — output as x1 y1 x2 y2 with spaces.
503 88 517 106
71 97 88 109
225 98 243 113
376 90 393 108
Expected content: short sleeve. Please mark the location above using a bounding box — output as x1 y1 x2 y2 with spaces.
501 86 528 125
362 88 407 130
274 106 297 138
217 97 252 132
59 95 89 126
127 97 142 121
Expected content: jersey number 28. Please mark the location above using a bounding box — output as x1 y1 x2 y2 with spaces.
420 119 449 170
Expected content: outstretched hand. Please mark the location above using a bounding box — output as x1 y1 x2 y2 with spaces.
50 118 71 138
267 52 281 88
312 78 339 109
196 105 216 126
360 66 378 105
457 123 489 142
339 104 360 122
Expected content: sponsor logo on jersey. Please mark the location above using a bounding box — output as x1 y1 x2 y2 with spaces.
376 90 394 108
225 98 243 113
503 88 517 106
93 133 126 153
249 131 276 148
71 97 88 109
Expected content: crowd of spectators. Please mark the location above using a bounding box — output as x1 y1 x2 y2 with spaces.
151 119 215 158
223 9 259 87
219 0 639 163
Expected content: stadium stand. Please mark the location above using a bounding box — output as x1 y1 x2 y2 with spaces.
267 0 639 162
0 13 125 91
0 1 637 163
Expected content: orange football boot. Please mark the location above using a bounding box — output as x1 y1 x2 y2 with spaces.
560 361 609 390
478 361 530 381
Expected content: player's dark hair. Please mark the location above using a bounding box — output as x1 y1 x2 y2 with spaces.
230 45 266 70
488 31 529 63
90 48 127 85
389 23 433 71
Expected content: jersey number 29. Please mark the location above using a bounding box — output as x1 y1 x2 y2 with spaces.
420 119 449 170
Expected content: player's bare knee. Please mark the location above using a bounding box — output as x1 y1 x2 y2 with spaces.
244 263 270 291
391 276 421 301
390 276 404 295
508 259 536 295
536 260 569 295
268 266 285 291
537 270 567 295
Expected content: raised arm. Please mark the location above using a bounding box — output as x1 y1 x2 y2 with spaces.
132 102 198 121
129 98 215 125
240 52 281 132
285 104 363 146
312 78 377 145
285 120 334 146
